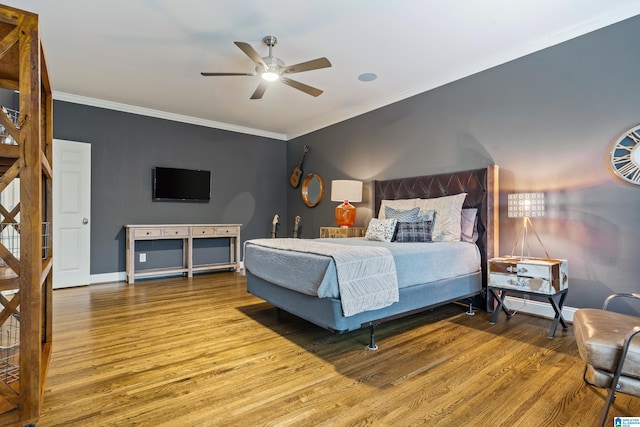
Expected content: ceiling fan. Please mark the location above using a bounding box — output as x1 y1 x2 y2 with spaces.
201 35 332 100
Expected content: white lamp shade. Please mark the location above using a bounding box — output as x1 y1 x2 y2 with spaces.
507 192 545 218
331 180 363 202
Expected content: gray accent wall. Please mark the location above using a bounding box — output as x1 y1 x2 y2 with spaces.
287 15 640 310
53 102 286 274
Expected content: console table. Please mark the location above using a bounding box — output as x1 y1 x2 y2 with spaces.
125 224 241 284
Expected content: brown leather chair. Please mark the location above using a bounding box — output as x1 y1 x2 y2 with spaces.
573 293 640 427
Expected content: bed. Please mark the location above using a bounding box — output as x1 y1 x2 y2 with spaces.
245 166 498 348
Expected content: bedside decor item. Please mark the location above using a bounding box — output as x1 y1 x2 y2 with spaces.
610 123 640 185
507 192 549 259
331 180 363 227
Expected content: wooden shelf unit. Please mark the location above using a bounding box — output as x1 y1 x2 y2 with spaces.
0 5 54 427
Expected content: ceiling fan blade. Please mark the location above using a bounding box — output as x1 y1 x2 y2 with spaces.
250 81 268 100
234 41 267 68
282 57 331 74
201 72 257 76
280 77 323 97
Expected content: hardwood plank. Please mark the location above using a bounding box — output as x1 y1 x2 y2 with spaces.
37 273 639 426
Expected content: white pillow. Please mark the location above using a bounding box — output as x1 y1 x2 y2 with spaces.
365 218 398 242
416 193 467 242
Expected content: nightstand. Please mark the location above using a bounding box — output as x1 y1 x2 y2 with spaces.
319 226 366 238
488 256 569 338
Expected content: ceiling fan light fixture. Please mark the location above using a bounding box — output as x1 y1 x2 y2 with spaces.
261 71 279 81
201 35 331 99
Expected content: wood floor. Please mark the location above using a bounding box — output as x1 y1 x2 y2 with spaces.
38 272 637 426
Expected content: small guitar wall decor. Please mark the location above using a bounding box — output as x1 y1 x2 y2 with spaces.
293 216 301 238
289 145 309 188
271 214 279 238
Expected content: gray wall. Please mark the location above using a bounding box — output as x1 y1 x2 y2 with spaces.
287 15 640 310
53 102 286 274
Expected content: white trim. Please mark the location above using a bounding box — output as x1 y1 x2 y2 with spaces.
90 272 126 284
53 91 288 141
504 295 576 323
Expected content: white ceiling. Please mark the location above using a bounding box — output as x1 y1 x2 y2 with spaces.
6 1 640 140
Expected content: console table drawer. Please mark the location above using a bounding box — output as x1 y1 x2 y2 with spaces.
192 227 216 236
163 227 189 237
215 227 238 236
134 228 162 238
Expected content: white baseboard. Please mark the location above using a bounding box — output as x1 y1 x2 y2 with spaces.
503 295 576 323
90 271 126 284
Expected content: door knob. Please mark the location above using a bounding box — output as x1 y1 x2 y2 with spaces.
83 218 89 224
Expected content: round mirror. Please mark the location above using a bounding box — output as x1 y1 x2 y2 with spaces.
301 173 325 208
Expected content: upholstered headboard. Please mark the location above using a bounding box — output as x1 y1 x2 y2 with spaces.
372 166 499 288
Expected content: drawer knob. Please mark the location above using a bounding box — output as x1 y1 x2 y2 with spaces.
507 266 527 274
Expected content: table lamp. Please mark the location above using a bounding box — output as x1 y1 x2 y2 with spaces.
331 180 362 228
507 192 550 259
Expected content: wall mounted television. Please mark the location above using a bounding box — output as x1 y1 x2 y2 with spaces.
153 167 211 202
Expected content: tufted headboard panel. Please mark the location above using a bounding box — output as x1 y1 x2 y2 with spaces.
372 166 499 289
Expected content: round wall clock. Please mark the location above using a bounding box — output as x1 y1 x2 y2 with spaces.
610 124 640 185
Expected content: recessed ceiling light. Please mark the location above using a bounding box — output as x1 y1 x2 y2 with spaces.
358 73 377 82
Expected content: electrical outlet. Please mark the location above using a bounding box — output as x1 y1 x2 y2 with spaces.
140 253 146 263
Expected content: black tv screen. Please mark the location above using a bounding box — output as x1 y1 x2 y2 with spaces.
153 167 211 202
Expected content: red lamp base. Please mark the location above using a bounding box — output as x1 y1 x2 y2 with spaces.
335 201 356 227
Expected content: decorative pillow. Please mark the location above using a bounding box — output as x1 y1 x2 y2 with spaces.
384 206 420 222
416 193 467 242
365 218 398 242
417 209 436 222
461 208 479 243
394 220 433 243
378 199 421 219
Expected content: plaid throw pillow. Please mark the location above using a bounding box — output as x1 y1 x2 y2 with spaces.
394 220 433 243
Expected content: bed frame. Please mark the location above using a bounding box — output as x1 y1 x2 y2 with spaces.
246 166 499 349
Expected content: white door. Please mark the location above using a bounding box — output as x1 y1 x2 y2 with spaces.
53 139 91 288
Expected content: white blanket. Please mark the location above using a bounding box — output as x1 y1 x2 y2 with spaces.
245 239 399 316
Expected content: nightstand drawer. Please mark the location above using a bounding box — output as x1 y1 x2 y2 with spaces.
489 256 568 295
